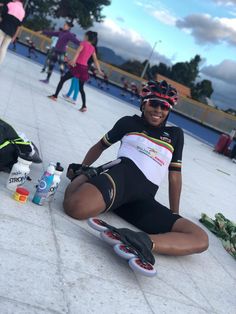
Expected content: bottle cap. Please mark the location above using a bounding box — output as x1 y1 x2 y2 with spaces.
47 164 55 174
16 187 30 196
56 162 64 172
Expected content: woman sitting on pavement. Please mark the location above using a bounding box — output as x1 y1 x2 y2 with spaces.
63 80 209 263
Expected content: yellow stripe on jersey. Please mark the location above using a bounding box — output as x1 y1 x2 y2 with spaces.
127 132 174 153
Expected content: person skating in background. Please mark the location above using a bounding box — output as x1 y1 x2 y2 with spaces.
63 77 80 105
120 76 129 97
11 35 18 51
41 35 58 73
98 70 109 90
26 38 38 59
229 128 236 162
88 62 98 85
130 82 139 101
48 31 103 113
39 22 80 83
0 0 25 65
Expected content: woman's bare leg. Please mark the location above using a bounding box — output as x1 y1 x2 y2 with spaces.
63 175 106 220
150 218 209 255
64 177 208 256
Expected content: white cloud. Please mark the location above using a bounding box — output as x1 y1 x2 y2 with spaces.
201 60 236 109
176 14 236 46
202 59 236 84
134 0 177 26
220 17 236 30
205 76 236 109
213 0 236 6
134 0 156 9
152 10 177 26
84 18 170 64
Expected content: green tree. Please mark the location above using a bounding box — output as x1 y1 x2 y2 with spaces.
24 16 55 32
23 0 111 30
53 0 111 28
189 54 201 82
24 0 55 31
191 79 214 101
149 62 171 79
170 55 202 87
120 59 145 77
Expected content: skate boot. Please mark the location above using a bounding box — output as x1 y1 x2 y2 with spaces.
88 218 156 277
40 79 49 84
47 95 57 101
62 94 76 104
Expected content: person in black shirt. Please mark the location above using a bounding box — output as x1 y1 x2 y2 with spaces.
63 80 209 259
27 38 38 59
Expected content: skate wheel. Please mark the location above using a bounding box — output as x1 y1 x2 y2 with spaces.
128 257 157 277
87 218 108 232
100 230 122 246
113 243 136 260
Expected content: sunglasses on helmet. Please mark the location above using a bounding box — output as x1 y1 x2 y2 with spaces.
144 98 171 111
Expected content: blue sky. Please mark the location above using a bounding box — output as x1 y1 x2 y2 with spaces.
93 0 236 109
102 0 236 65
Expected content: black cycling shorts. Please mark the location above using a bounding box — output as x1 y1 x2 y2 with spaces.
114 199 182 234
88 158 182 234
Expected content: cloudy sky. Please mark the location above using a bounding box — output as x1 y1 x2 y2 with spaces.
84 0 236 110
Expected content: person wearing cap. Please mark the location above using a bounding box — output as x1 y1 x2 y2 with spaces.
39 21 80 83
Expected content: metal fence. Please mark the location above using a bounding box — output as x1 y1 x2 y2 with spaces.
176 97 236 133
17 27 236 134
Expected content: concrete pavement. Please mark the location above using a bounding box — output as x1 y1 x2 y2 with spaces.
0 53 235 314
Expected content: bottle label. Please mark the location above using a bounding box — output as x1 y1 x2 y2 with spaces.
33 172 54 205
8 172 27 186
48 182 59 198
38 179 47 190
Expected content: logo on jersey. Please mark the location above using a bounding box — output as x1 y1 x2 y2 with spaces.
160 136 172 144
137 145 165 166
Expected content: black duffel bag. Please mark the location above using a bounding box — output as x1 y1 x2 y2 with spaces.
0 119 42 172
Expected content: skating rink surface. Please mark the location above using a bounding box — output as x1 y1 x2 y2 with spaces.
0 53 235 314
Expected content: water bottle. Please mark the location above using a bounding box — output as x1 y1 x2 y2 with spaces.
6 157 32 191
32 163 55 205
47 162 64 200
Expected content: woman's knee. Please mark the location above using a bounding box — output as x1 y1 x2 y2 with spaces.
172 218 209 253
63 182 106 220
194 228 209 253
63 194 88 220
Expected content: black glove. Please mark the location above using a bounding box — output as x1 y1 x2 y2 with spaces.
67 163 99 181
